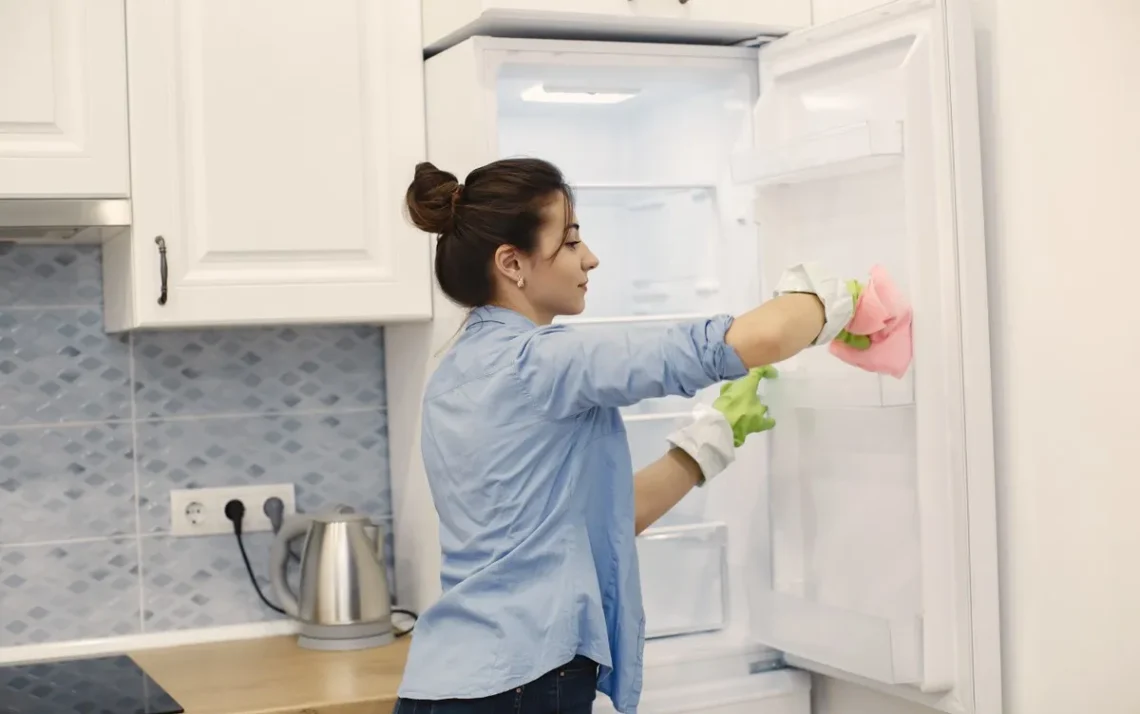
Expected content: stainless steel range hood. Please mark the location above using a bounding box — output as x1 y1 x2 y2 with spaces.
0 198 131 243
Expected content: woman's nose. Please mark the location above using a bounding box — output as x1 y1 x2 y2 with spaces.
584 246 600 270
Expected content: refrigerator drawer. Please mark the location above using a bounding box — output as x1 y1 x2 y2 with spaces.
593 669 811 714
638 523 728 639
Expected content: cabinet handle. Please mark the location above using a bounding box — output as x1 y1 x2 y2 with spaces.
155 236 169 306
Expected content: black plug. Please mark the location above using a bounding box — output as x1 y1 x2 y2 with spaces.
224 499 246 535
224 498 284 615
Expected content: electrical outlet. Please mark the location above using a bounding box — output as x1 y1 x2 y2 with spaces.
169 484 296 537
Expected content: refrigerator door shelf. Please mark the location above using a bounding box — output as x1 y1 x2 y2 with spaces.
731 120 904 187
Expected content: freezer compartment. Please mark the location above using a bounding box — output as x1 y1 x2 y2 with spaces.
637 523 728 639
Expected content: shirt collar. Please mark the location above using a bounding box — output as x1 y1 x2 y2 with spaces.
466 305 538 333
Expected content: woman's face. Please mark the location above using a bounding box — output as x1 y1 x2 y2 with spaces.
520 192 599 323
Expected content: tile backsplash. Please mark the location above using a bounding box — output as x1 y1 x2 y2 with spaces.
0 244 393 647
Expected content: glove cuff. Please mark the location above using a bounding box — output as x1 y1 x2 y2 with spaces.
666 405 737 486
773 262 856 346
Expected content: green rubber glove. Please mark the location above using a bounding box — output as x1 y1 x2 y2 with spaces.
712 366 779 447
833 278 871 350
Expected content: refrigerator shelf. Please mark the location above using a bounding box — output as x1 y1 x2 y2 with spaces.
731 121 903 187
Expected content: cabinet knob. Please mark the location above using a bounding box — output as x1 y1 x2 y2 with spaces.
155 236 169 306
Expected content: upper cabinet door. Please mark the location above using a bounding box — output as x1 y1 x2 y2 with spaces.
108 0 430 330
422 0 810 55
0 0 129 198
733 0 1000 710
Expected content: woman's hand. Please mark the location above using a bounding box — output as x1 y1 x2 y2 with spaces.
772 262 857 345
713 366 778 447
665 367 779 485
634 369 779 533
725 262 857 368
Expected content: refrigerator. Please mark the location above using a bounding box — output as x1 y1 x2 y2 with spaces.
386 0 1000 712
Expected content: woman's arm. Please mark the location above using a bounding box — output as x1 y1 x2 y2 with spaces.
725 293 826 367
514 297 824 421
514 263 850 421
633 448 704 535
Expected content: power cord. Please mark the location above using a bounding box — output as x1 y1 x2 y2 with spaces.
392 608 418 638
225 499 286 615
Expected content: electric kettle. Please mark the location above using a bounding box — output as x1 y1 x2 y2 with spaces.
269 509 393 650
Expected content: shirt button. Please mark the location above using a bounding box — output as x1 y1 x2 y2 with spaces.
516 688 522 693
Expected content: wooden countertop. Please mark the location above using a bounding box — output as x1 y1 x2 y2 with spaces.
130 635 411 714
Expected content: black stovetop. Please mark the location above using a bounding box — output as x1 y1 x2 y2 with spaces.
0 654 183 714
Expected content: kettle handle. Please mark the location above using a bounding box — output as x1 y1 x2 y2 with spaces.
269 514 311 618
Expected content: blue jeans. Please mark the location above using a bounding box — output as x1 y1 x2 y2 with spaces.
393 656 599 714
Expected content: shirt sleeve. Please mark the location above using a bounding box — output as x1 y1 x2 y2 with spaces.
514 315 749 420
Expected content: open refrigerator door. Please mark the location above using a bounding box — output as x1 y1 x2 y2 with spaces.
731 0 1000 711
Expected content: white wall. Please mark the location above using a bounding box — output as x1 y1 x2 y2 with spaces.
814 0 1140 712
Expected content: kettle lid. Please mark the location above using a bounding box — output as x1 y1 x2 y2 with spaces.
311 508 371 524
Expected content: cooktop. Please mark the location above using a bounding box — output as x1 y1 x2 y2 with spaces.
0 654 183 714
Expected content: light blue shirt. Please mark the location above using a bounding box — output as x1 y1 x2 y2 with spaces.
397 305 747 713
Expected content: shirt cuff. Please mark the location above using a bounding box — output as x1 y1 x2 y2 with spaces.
704 314 748 381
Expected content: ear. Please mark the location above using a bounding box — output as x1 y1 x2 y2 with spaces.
492 244 524 283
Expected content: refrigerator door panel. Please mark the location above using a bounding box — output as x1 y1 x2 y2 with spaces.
732 0 999 707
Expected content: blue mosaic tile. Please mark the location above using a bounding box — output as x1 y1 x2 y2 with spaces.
132 325 385 418
0 244 103 308
0 539 141 646
0 423 135 544
0 308 131 426
139 532 286 631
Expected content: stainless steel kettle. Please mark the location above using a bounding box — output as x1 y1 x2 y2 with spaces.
269 509 393 650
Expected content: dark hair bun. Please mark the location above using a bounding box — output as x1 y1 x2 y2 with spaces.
405 162 460 235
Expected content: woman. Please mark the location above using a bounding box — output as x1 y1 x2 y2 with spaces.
394 158 856 714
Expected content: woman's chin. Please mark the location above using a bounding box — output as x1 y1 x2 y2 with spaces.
556 300 587 318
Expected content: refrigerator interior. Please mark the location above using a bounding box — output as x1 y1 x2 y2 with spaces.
495 56 774 646
492 46 926 666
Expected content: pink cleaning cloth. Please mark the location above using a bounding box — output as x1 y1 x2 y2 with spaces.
829 264 913 379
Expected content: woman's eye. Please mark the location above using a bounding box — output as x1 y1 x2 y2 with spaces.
565 241 581 249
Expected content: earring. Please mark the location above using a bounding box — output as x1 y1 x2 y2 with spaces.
516 276 525 289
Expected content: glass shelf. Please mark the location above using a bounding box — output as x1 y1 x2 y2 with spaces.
571 184 724 320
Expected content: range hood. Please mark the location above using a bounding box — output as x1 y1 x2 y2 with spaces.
0 198 131 243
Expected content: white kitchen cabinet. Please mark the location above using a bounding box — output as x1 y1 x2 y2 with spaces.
102 0 431 331
0 0 130 198
422 0 810 55
812 0 893 23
